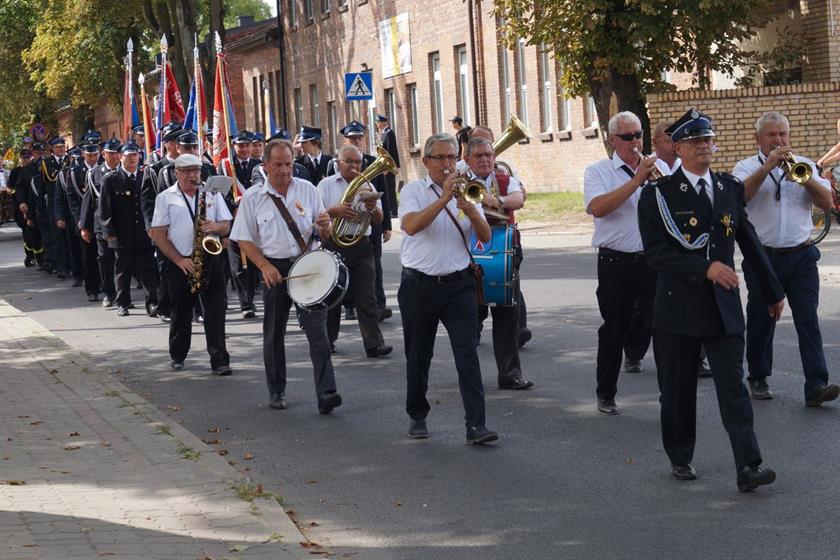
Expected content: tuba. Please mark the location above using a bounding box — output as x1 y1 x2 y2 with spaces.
331 146 397 249
494 115 531 176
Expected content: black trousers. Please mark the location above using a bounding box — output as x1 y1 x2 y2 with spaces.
384 174 398 218
156 250 171 316
478 293 522 386
114 246 159 310
67 227 83 279
80 236 100 296
515 245 528 329
327 239 384 351
656 331 762 472
262 257 336 400
369 223 387 311
398 267 486 428
166 255 229 368
20 213 42 259
228 240 258 311
53 222 70 275
36 218 54 267
595 249 656 401
96 235 116 299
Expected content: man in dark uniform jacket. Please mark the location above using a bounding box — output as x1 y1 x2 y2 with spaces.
20 142 55 273
54 146 84 287
99 142 159 317
11 150 43 268
66 143 102 301
295 126 331 185
638 109 784 492
81 139 122 307
44 137 72 278
222 131 262 318
376 115 401 218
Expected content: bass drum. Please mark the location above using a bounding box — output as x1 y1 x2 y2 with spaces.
287 249 349 310
470 224 517 306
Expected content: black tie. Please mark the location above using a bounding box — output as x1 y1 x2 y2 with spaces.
697 178 712 216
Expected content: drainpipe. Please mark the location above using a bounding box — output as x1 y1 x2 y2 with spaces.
276 0 289 128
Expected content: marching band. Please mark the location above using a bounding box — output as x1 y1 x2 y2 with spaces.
7 104 840 492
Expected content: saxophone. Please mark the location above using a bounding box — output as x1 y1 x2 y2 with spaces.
189 189 223 294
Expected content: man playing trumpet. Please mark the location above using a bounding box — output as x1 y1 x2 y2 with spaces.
733 111 838 406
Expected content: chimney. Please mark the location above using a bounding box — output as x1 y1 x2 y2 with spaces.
237 16 255 27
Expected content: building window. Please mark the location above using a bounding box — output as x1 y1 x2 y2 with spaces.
338 0 347 8
368 104 377 153
499 45 511 129
309 84 320 127
538 43 552 133
321 0 330 15
288 0 297 27
430 52 443 133
293 87 303 130
273 72 282 125
252 76 261 134
456 45 471 125
385 88 396 135
327 101 336 153
515 38 528 127
407 83 419 146
584 96 598 128
304 0 314 22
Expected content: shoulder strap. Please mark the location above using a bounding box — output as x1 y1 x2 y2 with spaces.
430 184 476 264
267 193 310 254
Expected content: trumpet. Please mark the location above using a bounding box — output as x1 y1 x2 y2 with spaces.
443 169 485 205
775 146 812 184
633 147 664 180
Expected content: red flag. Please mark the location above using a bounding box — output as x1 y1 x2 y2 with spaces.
141 91 157 157
213 52 237 197
164 63 186 122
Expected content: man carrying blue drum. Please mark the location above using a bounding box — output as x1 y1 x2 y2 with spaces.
463 138 533 391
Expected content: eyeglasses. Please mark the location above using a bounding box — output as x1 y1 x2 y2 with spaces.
614 131 643 141
341 158 362 165
427 155 458 162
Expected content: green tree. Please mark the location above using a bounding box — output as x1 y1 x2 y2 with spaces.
495 0 769 151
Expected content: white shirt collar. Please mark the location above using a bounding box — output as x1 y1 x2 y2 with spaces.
681 167 713 191
612 151 638 172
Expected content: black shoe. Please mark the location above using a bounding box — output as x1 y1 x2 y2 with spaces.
344 307 357 320
117 306 129 317
193 315 204 323
147 305 159 318
597 399 619 415
466 425 499 445
241 309 256 319
169 360 184 371
102 297 114 308
408 419 429 439
365 345 393 358
56 272 67 280
269 392 287 409
160 315 171 323
127 303 136 309
87 293 98 302
737 465 776 492
805 384 840 407
498 378 534 390
624 359 642 373
378 308 393 322
697 357 712 378
329 343 337 354
671 464 697 481
318 392 342 415
44 266 54 274
211 364 233 376
71 278 83 287
518 328 532 348
24 256 34 268
749 379 774 400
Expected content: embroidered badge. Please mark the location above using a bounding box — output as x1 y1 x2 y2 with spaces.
721 213 733 236
689 217 698 227
679 183 688 192
717 181 723 191
683 233 691 242
458 210 465 220
124 191 131 196
295 200 306 216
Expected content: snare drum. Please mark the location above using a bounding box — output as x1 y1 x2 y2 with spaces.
470 224 517 306
287 249 349 310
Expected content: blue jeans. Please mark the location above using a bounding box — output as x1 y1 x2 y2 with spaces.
742 245 829 398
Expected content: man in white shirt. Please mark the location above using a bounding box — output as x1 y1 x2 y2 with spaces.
398 132 497 445
151 154 232 375
583 111 662 415
318 145 392 357
230 139 342 414
733 111 839 406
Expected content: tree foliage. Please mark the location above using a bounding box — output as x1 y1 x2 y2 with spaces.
495 0 770 151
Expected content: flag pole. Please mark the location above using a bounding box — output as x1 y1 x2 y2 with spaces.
194 34 203 151
159 34 168 156
125 38 134 140
138 73 152 160
216 32 235 196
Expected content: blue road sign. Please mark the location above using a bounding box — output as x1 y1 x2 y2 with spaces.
345 72 374 101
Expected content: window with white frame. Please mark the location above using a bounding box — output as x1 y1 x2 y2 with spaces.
309 84 320 127
516 38 528 127
327 100 336 153
293 87 303 130
408 83 419 146
304 0 314 22
585 96 598 127
457 45 471 125
430 52 444 133
321 0 330 15
500 46 511 127
385 88 397 135
288 0 297 27
538 43 552 133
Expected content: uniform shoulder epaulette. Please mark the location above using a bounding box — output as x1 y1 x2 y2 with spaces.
714 171 742 186
647 175 669 188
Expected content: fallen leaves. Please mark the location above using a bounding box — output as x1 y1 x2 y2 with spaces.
243 452 254 460
68 431 80 437
167 405 181 412
201 438 222 445
208 427 220 433
64 445 81 451
29 421 43 425
1 480 26 485
228 544 250 552
217 449 229 456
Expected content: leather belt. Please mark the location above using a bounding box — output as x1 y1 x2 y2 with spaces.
764 243 809 256
598 247 645 260
403 267 470 283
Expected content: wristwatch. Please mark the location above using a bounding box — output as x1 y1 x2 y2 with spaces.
498 195 506 208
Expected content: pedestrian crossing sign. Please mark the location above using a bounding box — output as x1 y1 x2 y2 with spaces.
345 72 374 101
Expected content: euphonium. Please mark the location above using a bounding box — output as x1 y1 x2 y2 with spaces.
331 146 397 249
494 115 531 175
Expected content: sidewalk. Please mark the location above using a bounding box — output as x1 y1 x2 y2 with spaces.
0 299 313 560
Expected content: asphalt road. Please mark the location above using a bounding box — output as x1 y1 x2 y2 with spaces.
2 227 840 559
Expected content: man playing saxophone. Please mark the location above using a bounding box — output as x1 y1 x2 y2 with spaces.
318 145 393 358
150 154 233 375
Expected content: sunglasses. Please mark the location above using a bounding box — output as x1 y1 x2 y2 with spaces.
615 131 643 141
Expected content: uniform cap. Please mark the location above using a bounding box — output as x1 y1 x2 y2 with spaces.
666 108 716 143
174 153 202 169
